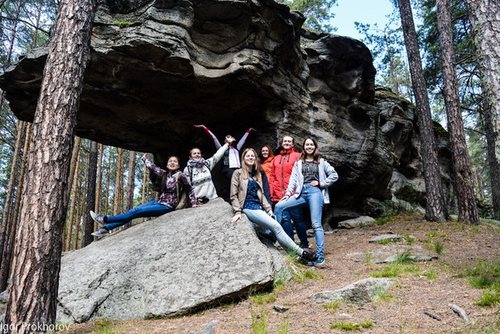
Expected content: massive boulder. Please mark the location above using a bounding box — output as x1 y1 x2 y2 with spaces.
0 0 451 220
56 199 288 323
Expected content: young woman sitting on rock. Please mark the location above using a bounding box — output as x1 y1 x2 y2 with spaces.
184 135 232 201
274 138 338 267
230 148 316 262
90 154 199 237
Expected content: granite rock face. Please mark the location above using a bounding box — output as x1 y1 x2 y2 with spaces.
0 0 451 220
56 199 288 323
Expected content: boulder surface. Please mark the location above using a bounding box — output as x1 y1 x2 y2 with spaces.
57 199 288 323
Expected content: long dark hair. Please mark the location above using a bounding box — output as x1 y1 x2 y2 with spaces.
300 137 320 163
258 144 274 162
150 156 180 193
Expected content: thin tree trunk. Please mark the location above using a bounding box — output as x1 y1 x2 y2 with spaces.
83 141 98 246
4 0 97 330
95 144 104 214
465 0 500 219
113 148 124 215
104 162 111 215
436 0 479 224
0 121 26 291
11 124 32 231
396 0 448 222
64 137 81 251
126 151 136 210
123 150 136 229
141 163 148 203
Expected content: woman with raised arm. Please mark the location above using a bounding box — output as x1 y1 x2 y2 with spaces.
230 148 317 262
274 138 338 267
194 124 255 200
90 154 198 237
184 136 232 201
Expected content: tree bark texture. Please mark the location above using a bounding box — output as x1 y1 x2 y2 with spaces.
397 0 448 222
481 103 500 219
84 140 98 246
0 121 26 291
113 147 124 216
4 0 97 331
126 151 136 210
436 0 479 224
65 142 81 251
465 0 500 219
95 143 104 214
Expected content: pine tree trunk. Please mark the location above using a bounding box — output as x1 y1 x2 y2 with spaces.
12 124 32 229
113 148 124 215
95 144 104 214
4 0 97 330
396 0 448 222
465 0 500 219
436 0 479 224
126 151 136 210
481 104 500 219
0 121 26 291
141 163 148 203
83 141 98 246
64 137 81 251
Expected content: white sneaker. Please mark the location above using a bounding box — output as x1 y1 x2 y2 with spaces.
91 227 108 237
90 210 105 225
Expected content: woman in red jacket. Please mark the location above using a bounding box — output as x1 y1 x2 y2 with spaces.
269 136 309 249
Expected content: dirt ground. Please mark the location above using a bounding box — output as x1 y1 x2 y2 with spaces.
61 214 499 334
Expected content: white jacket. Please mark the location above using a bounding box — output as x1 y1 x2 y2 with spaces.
285 158 338 204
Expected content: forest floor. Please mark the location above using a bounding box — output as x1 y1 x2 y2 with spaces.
60 213 499 334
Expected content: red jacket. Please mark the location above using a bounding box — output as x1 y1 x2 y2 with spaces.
270 148 301 202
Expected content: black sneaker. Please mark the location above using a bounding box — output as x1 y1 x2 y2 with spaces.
300 249 317 262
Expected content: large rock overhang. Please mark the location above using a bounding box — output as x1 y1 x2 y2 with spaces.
0 0 310 153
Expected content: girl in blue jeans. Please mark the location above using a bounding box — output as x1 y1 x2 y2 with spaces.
90 154 198 237
230 148 316 262
274 138 338 267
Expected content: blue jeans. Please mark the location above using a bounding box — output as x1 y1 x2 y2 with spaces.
104 200 173 231
243 209 301 255
274 185 325 259
281 207 309 248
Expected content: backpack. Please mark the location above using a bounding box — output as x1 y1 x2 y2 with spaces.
175 172 191 210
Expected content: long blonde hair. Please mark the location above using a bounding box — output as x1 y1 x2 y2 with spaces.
240 148 262 182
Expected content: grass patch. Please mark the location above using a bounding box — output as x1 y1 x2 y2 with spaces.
329 320 374 331
422 269 438 280
292 268 324 283
433 241 444 255
465 260 499 289
475 288 499 307
371 263 420 278
464 259 500 307
273 271 288 293
376 239 393 245
403 234 416 245
322 300 341 314
394 251 414 264
251 292 277 305
375 216 392 226
277 319 290 334
373 286 394 302
251 308 268 334
94 319 115 334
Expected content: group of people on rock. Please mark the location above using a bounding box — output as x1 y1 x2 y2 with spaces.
90 125 338 267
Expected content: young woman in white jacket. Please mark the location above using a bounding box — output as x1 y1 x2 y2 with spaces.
274 138 338 267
